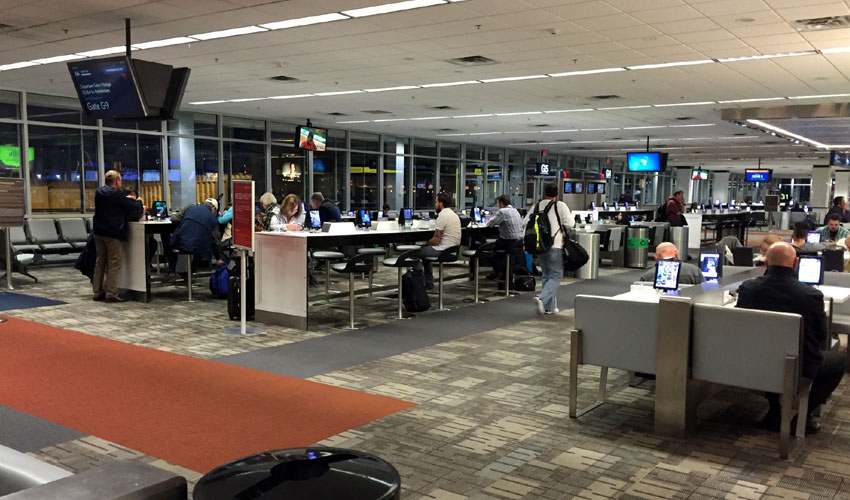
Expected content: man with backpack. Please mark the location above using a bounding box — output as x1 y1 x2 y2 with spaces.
524 184 575 315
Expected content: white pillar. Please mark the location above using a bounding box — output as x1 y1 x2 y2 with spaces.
713 171 730 204
674 168 693 203
835 170 850 202
811 165 834 210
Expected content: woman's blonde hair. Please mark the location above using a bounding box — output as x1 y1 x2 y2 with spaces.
760 234 782 253
279 194 303 222
259 192 277 208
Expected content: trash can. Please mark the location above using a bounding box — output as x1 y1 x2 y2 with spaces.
193 447 401 500
625 226 650 268
575 231 600 279
668 226 689 261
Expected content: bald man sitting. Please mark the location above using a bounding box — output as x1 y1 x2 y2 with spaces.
736 242 847 433
639 242 705 284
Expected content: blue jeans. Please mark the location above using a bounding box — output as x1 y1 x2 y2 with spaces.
539 246 563 311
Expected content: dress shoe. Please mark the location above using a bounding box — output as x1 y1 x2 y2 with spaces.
105 296 126 303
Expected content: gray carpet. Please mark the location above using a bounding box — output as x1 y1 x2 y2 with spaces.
218 269 646 379
0 405 84 452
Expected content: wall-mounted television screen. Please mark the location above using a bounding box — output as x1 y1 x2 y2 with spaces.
297 126 328 151
587 183 596 194
830 151 850 167
627 152 667 172
563 181 572 194
691 169 708 180
745 169 771 182
68 56 146 118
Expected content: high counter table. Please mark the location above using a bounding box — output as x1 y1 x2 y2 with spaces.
254 225 498 329
118 220 174 302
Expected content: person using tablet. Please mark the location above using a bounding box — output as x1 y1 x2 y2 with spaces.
736 242 846 434
817 213 850 242
639 242 704 284
269 194 305 231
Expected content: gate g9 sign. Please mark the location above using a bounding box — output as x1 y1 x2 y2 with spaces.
232 180 255 251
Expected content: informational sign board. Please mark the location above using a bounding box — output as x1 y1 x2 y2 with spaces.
232 180 255 251
0 179 25 227
764 195 780 212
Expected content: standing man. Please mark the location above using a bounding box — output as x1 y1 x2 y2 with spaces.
824 196 850 224
485 194 524 280
666 190 685 226
418 193 462 289
92 169 144 302
525 183 574 315
736 242 846 433
310 192 342 224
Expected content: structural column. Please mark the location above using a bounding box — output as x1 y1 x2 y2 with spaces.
674 168 694 203
834 170 850 202
712 171 729 204
811 165 834 210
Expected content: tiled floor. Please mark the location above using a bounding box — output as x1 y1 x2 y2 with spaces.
3 262 849 499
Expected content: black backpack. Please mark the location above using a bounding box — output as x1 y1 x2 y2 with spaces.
524 201 557 255
402 269 430 312
655 202 667 222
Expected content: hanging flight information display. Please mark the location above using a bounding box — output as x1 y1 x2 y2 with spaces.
68 56 146 118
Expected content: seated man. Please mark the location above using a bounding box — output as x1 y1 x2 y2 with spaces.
169 198 223 271
417 192 461 289
639 242 705 284
484 194 524 280
736 242 846 433
791 221 824 254
818 213 850 243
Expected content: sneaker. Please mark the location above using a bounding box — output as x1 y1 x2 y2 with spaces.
534 296 544 316
544 308 560 315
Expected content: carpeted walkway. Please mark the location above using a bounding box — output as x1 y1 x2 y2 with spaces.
0 291 64 311
0 315 415 472
219 269 646 379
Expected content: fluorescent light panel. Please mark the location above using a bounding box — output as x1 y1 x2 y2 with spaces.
494 111 542 116
314 90 365 97
790 93 850 99
363 85 420 92
653 101 716 107
542 109 594 114
269 94 314 99
548 67 625 77
260 13 350 30
597 105 652 110
190 25 268 41
718 51 817 62
30 54 80 64
747 119 827 148
717 97 786 103
132 37 196 49
420 80 481 88
627 59 713 70
342 0 445 17
480 75 548 83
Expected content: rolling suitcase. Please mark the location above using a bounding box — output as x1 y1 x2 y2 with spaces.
227 257 255 321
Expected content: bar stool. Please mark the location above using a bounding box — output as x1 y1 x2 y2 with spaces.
382 248 422 319
424 245 461 311
331 253 374 330
312 250 345 302
494 240 524 297
172 248 195 302
357 247 388 296
462 241 494 304
394 244 421 256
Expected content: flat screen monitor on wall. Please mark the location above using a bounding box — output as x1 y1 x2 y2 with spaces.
745 169 771 182
296 126 328 151
627 152 667 172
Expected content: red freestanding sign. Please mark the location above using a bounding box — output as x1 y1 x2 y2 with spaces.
232 180 255 251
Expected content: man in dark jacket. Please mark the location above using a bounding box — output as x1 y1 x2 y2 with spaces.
823 196 850 224
92 169 144 302
169 199 222 269
310 192 341 224
736 242 846 433
665 190 685 226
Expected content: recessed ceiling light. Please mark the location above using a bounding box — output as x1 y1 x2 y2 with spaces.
363 85 420 92
132 37 197 49
735 17 755 23
627 59 713 70
342 0 445 17
548 67 626 77
479 75 548 83
190 26 268 41
420 80 481 88
259 13 350 30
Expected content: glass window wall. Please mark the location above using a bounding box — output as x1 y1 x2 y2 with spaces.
271 146 305 201
0 123 22 178
439 159 459 207
28 125 97 213
0 90 19 119
383 154 406 211
413 157 436 209
313 149 346 209
350 152 379 211
224 142 265 205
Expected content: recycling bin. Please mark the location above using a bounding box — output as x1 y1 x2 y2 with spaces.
625 226 650 268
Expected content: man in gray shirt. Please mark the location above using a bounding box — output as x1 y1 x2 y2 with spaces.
639 242 705 284
486 194 524 280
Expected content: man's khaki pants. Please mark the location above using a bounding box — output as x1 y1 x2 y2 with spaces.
93 235 123 299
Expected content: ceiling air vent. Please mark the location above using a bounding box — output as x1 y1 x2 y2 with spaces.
589 94 621 100
531 124 550 128
438 128 457 132
268 75 300 82
430 105 455 110
794 15 850 31
445 55 499 67
733 133 748 136
675 116 694 121
325 112 347 116
362 110 392 114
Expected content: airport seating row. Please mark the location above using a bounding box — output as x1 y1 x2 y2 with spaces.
570 288 834 459
1 218 90 282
